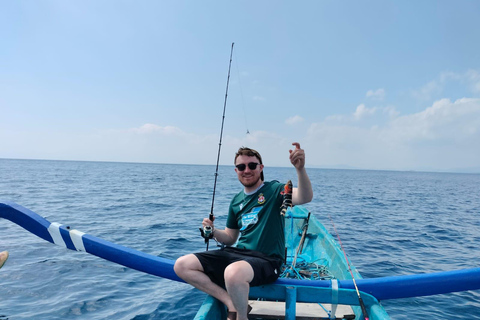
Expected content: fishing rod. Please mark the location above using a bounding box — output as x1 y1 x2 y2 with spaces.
200 42 234 250
329 215 370 320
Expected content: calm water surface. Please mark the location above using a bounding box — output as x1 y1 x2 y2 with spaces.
1 159 479 319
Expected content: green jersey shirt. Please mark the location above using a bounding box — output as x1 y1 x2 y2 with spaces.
226 181 286 260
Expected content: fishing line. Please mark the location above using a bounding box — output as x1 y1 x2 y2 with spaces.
200 42 235 251
329 215 370 320
233 49 250 134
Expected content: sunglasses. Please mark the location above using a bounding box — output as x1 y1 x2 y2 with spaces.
236 162 260 171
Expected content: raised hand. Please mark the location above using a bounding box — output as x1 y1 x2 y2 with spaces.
289 142 306 170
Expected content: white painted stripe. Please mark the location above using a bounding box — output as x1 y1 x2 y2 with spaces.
70 230 86 252
331 279 338 318
47 222 66 248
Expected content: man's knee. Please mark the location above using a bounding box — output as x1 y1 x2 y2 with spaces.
224 261 254 286
174 254 201 277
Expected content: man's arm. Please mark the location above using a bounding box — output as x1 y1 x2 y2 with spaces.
202 217 239 245
292 166 313 205
289 142 313 205
213 227 240 245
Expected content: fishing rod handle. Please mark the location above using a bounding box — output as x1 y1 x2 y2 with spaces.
358 296 369 320
200 214 215 240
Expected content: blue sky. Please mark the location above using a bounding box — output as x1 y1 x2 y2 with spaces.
1 1 479 172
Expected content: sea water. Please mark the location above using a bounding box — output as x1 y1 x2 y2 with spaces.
0 159 479 319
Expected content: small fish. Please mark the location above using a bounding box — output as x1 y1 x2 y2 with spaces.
280 180 293 216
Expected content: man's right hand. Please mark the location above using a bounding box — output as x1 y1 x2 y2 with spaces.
202 216 214 229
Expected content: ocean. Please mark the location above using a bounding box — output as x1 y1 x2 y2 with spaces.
1 158 479 319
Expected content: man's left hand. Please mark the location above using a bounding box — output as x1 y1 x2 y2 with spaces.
289 142 306 170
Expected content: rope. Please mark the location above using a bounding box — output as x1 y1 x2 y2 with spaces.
280 259 335 281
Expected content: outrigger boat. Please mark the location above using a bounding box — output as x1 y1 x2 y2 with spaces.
2 200 480 319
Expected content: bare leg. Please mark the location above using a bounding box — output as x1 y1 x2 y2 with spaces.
224 261 254 320
174 254 236 312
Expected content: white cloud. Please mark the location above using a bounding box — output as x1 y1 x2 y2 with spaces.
305 98 480 171
285 115 304 125
73 99 477 171
128 123 183 135
353 104 377 120
366 88 386 100
412 70 480 101
253 95 266 101
30 124 219 165
2 97 478 172
412 80 443 101
326 104 396 123
72 99 478 171
325 114 347 122
388 98 480 142
466 69 480 93
383 105 400 118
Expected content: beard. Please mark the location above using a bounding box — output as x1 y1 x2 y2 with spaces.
239 174 261 188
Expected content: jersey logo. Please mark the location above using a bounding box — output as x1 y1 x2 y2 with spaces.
240 207 261 231
257 193 265 204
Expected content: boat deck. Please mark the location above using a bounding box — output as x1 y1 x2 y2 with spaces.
248 300 355 320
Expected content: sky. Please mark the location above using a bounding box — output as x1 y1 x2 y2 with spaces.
1 1 479 173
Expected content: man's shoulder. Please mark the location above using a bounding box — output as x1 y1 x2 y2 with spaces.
262 180 287 194
264 180 284 188
230 190 244 202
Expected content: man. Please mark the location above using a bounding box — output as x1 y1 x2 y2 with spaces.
174 142 313 320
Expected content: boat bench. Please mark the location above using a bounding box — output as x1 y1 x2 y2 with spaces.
248 300 355 320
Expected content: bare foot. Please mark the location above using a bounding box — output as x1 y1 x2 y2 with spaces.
0 251 9 269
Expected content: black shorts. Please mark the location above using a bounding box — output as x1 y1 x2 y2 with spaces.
194 247 283 288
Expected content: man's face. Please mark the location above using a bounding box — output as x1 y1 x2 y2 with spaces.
235 155 264 188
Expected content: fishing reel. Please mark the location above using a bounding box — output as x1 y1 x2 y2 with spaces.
199 213 215 243
199 225 214 241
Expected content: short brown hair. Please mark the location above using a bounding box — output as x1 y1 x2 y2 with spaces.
234 147 264 181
